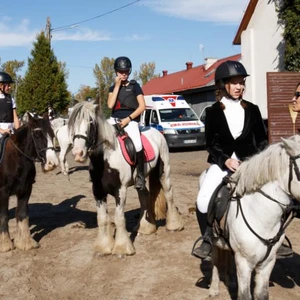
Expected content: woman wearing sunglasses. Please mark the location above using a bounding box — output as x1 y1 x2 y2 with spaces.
291 82 300 112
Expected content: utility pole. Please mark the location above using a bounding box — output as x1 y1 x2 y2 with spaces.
45 17 52 45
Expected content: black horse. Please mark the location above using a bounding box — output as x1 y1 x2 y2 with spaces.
0 113 58 252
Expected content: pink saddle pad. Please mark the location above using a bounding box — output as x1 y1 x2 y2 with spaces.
117 134 155 165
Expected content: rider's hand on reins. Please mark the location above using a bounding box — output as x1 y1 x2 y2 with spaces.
117 117 131 128
225 158 241 172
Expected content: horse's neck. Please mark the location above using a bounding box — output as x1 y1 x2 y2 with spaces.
11 127 32 151
240 182 290 226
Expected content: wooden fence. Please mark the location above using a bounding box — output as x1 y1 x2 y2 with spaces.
267 72 300 143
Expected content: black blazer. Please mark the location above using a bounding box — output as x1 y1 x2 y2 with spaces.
205 99 268 169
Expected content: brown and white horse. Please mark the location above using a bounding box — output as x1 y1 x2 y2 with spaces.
67 101 184 256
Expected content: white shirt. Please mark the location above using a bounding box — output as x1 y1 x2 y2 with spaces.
221 97 245 160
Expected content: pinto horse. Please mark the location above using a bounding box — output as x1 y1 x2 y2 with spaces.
68 101 184 256
0 113 58 252
205 135 300 299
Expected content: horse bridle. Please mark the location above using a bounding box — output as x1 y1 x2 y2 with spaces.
10 128 55 164
288 153 300 193
229 151 300 265
72 121 105 153
73 134 91 147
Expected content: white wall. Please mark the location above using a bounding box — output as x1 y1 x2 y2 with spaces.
240 0 284 119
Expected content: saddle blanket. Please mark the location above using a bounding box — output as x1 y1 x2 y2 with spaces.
117 134 155 165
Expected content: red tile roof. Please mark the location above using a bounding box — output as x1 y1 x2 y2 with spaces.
142 53 241 95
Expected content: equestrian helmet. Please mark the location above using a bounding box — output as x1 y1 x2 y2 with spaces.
114 56 132 74
215 60 249 85
0 72 14 84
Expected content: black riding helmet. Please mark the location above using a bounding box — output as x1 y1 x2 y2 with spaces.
215 60 249 85
0 72 14 84
114 56 132 74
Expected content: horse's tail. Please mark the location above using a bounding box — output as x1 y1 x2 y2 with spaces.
149 160 167 220
149 136 173 220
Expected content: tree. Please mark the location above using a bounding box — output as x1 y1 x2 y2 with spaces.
133 62 160 86
74 85 97 102
0 59 25 98
1 60 25 80
17 31 70 115
277 0 300 71
93 57 115 117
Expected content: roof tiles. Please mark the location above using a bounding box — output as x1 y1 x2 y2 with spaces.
142 53 241 95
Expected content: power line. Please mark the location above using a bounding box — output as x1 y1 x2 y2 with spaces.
52 0 141 32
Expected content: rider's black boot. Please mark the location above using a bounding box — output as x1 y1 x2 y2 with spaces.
192 210 213 260
135 150 146 190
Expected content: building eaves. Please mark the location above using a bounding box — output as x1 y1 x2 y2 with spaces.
233 0 258 45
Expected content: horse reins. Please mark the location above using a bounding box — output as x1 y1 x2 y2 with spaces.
9 128 54 164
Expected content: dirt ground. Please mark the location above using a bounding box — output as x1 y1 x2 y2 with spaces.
2 148 300 300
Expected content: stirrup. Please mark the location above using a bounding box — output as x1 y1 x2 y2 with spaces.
191 235 213 258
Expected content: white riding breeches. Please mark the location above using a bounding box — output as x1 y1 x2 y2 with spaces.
108 117 142 152
196 164 229 213
0 122 14 138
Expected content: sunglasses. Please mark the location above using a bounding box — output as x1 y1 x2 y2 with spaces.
295 91 300 98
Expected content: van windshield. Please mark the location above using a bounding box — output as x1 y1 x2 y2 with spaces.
159 108 199 122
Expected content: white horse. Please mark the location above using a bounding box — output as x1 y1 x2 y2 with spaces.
67 101 184 256
206 135 300 299
51 117 68 134
55 124 73 175
46 117 71 176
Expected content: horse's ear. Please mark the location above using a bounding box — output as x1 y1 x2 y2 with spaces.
27 111 37 127
94 104 99 114
42 112 49 120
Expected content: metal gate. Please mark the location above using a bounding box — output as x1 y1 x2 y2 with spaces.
267 72 300 143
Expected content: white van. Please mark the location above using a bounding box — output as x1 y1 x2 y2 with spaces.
140 94 205 148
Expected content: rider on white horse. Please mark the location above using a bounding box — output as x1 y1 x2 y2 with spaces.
192 60 272 260
107 56 146 190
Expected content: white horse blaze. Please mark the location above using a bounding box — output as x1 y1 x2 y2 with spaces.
44 135 58 171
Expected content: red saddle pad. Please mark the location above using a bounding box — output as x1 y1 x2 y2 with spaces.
117 134 155 165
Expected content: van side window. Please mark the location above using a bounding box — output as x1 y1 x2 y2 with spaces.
144 109 151 126
151 111 158 124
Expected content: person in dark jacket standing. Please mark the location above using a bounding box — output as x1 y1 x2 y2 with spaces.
192 60 293 260
107 56 146 190
0 72 20 138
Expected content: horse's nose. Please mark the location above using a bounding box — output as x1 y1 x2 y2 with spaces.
74 150 85 162
44 162 56 172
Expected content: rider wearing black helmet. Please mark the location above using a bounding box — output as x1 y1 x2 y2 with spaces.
0 71 20 137
107 56 146 190
192 60 272 260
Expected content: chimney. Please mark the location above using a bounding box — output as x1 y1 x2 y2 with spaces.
204 57 218 70
186 62 193 70
162 70 168 77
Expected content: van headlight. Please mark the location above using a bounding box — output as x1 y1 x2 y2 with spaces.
164 129 177 134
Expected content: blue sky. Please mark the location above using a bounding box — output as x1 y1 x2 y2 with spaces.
0 0 249 94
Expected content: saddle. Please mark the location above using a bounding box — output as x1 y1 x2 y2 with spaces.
0 133 10 164
207 175 234 232
114 125 155 166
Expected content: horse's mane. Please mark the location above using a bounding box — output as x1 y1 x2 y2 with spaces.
68 101 117 149
231 138 290 195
